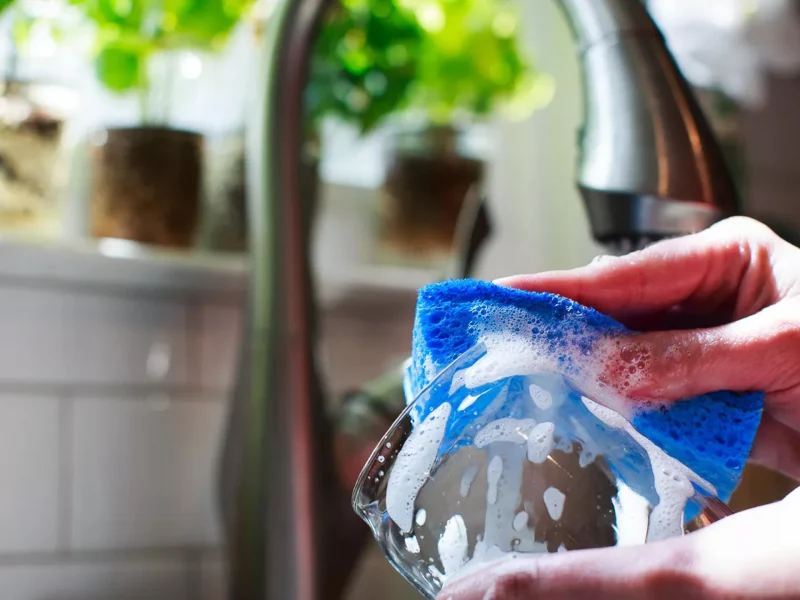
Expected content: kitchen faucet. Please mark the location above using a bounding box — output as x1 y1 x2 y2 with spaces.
220 0 740 598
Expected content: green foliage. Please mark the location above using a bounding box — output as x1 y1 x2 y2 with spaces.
400 0 534 123
307 0 541 134
68 0 254 93
306 0 424 135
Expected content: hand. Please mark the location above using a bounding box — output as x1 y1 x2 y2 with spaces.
440 217 800 600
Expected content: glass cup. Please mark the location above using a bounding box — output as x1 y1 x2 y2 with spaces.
352 343 732 599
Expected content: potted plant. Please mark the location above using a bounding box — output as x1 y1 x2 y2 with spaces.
69 0 254 248
0 0 83 237
306 0 545 262
377 0 546 261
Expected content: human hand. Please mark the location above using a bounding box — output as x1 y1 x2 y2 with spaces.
439 216 800 600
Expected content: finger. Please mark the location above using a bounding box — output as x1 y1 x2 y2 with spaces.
440 493 800 600
439 538 700 600
494 217 780 320
600 302 800 402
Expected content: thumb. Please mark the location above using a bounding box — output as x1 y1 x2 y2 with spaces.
602 302 800 403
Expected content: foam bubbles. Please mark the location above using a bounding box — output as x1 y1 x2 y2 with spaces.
438 515 469 577
526 422 555 464
457 304 638 420
512 511 529 532
458 394 480 412
486 455 503 505
460 464 479 498
405 535 421 554
612 481 650 546
581 395 715 542
543 486 565 520
387 402 452 533
475 418 537 448
416 509 427 527
528 384 553 409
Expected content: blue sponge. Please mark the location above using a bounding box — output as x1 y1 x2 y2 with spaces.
407 279 764 503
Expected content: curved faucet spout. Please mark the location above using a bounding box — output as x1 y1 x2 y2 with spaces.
222 0 739 598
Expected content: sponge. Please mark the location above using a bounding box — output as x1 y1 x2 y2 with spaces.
406 279 764 503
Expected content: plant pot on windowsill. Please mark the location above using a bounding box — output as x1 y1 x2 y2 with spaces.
90 126 203 249
377 124 485 264
0 80 77 237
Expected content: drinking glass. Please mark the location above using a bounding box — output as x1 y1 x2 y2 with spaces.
352 343 732 599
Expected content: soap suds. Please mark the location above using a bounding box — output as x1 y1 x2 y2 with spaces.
526 421 555 464
543 486 565 520
449 369 466 395
458 394 480 411
438 515 469 577
416 509 427 527
612 481 650 546
512 511 528 532
460 464 479 497
386 402 452 532
458 304 645 421
581 396 714 542
486 456 503 505
475 418 537 448
404 535 420 554
529 384 553 409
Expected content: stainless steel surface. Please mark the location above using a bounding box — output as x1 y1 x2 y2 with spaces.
222 0 741 598
557 0 739 244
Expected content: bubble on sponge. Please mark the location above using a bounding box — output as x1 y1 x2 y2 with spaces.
408 279 765 503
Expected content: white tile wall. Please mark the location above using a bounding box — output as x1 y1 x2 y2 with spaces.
0 558 188 600
0 286 189 385
71 397 226 550
0 395 60 553
199 554 226 600
0 239 421 598
197 305 243 391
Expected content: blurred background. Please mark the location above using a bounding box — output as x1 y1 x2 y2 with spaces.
0 0 796 597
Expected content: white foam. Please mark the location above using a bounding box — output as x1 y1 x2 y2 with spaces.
486 455 503 505
612 481 650 546
475 418 537 448
459 304 636 420
457 394 480 411
438 514 469 577
526 421 555 464
386 402 451 533
528 384 553 409
512 511 529 532
581 396 715 542
460 464 479 498
416 509 427 527
543 486 565 520
449 369 466 395
404 535 420 554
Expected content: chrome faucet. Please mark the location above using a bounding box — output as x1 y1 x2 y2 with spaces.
220 0 740 598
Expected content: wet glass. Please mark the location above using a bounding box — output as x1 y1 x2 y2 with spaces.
352 343 732 599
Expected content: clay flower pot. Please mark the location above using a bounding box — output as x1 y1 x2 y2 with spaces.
379 125 484 261
90 126 203 248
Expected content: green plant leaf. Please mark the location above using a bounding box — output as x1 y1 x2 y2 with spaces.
95 43 144 92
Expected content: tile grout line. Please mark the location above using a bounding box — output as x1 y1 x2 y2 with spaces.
57 393 74 553
184 548 203 600
185 297 204 392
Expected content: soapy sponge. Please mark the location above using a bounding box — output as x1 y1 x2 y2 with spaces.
408 279 764 503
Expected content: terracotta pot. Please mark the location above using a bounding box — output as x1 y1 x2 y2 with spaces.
380 125 484 260
90 127 203 248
